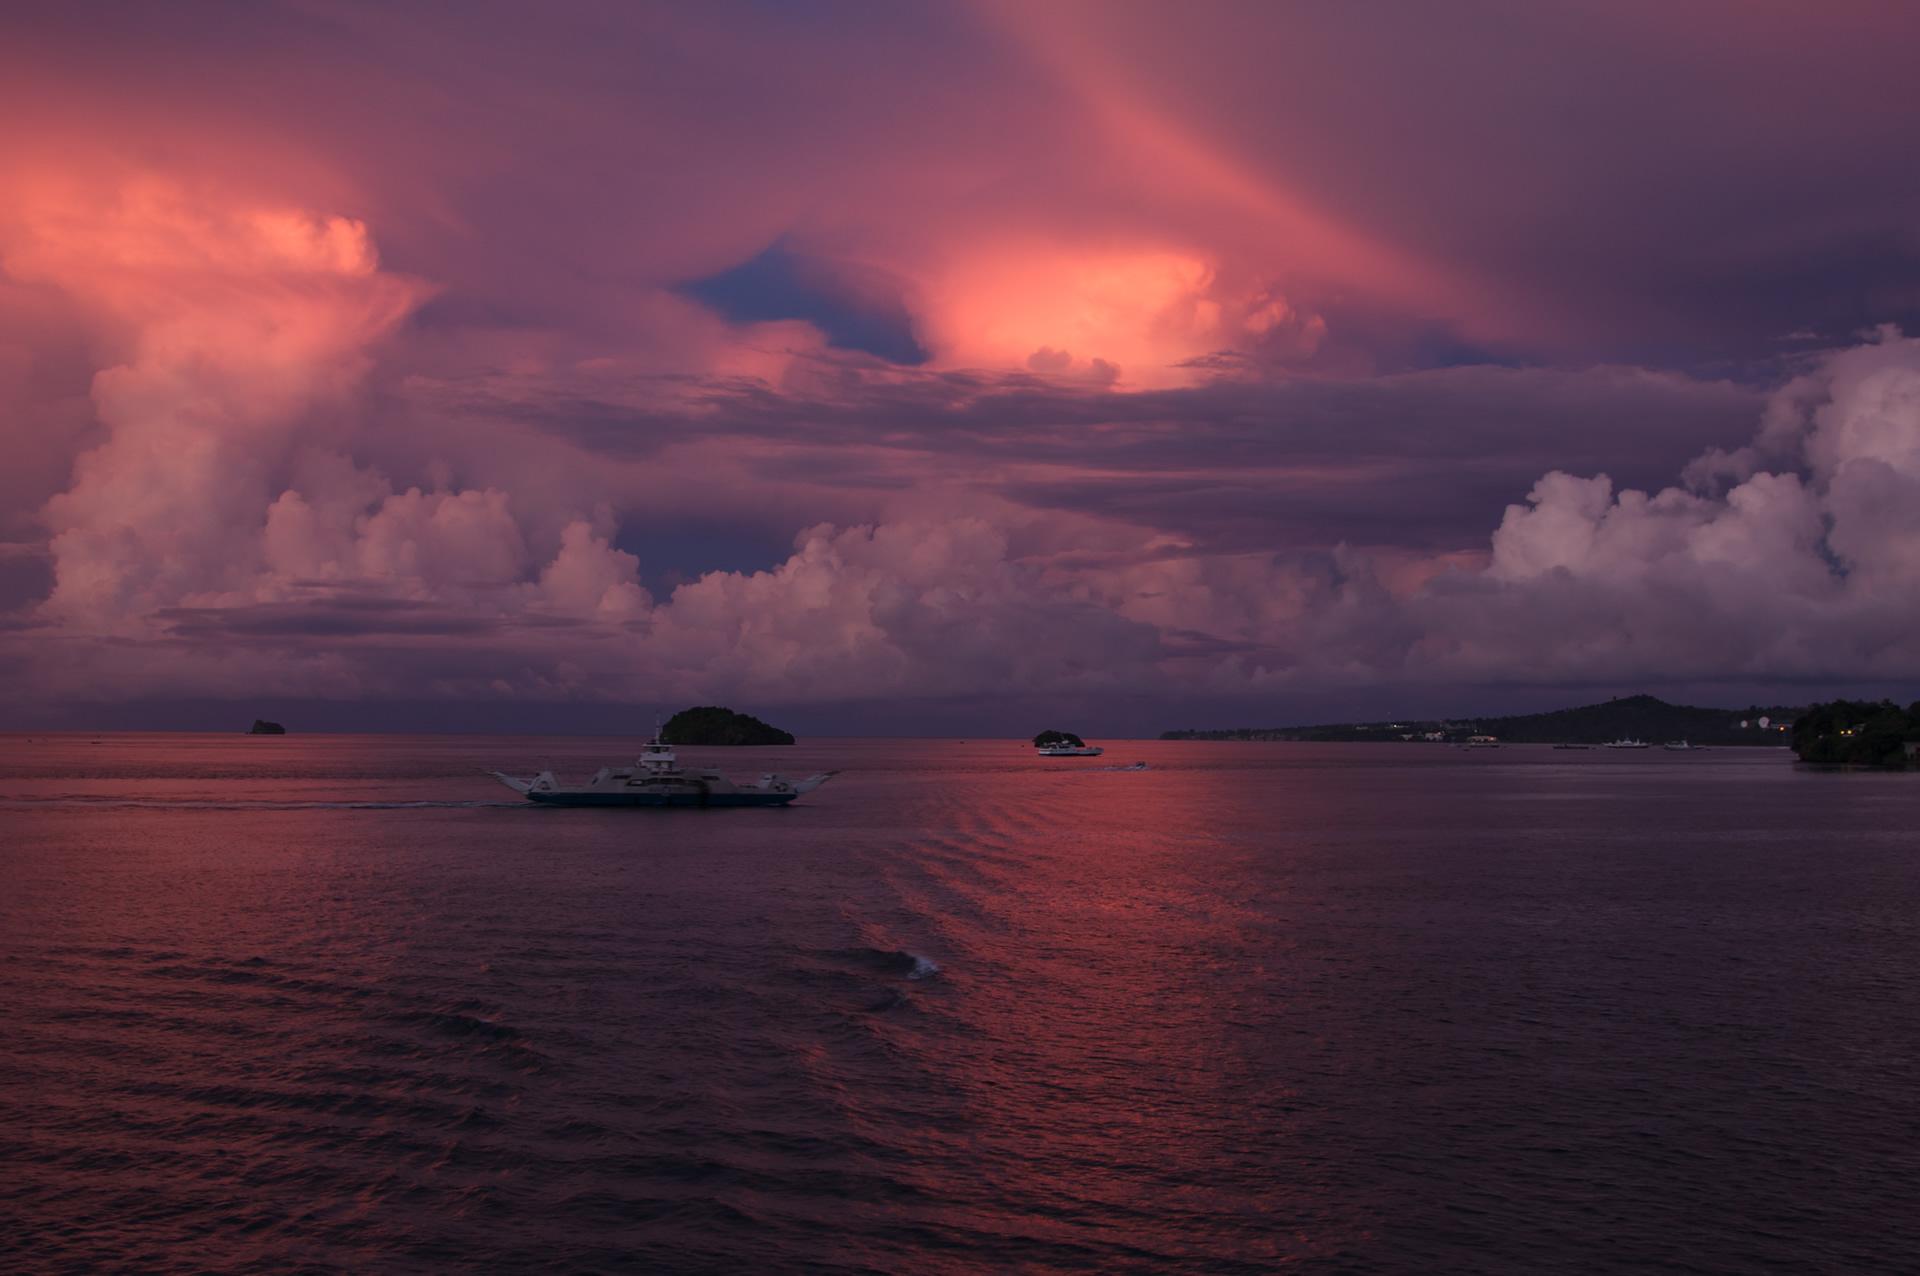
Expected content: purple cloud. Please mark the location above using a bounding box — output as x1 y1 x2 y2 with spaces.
4 3 1920 728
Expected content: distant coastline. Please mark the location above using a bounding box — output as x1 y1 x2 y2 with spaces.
1161 694 1803 746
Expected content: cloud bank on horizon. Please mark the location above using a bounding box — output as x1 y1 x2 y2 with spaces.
3 1 1920 727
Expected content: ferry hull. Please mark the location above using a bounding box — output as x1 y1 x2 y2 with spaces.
524 789 799 808
490 757 834 808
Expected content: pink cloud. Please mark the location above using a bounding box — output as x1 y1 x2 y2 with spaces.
10 165 1914 717
6 6 1920 724
1 178 424 626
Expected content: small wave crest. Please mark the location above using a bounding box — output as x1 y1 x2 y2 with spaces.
834 946 943 980
396 1007 525 1043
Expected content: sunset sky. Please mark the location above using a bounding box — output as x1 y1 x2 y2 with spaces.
5 1 1920 732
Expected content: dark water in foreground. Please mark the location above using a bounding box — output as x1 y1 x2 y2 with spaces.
4 735 1919 1273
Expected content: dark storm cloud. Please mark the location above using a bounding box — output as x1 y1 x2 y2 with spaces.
439 357 1759 550
0 543 53 612
156 596 514 641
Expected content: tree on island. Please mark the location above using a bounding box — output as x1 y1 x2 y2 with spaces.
1032 730 1087 748
1792 700 1920 768
660 706 795 746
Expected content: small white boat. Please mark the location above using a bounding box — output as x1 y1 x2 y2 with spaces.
1604 738 1651 750
1663 740 1703 751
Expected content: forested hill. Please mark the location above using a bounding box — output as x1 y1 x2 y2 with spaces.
660 706 796 746
1162 695 1803 745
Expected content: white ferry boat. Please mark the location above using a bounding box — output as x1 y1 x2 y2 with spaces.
492 731 835 807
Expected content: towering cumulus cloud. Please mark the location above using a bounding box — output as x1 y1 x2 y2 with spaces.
8 179 425 627
0 178 661 700
1421 333 1920 686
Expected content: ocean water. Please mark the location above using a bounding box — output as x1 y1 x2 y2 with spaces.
4 734 1919 1273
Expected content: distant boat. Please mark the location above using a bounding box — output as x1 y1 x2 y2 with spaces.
1037 742 1104 757
1553 743 1594 750
1604 738 1651 750
491 728 834 807
1663 740 1705 751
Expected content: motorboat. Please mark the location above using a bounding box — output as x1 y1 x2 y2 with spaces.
491 731 835 807
1663 740 1704 751
1034 731 1103 756
1604 738 1651 750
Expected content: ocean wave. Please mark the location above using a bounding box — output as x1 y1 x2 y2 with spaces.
392 1007 526 1043
830 946 944 981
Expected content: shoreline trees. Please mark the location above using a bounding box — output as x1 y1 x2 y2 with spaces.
1791 700 1920 768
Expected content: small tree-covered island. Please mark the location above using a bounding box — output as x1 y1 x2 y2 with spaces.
1792 700 1920 768
659 706 796 746
1032 730 1088 748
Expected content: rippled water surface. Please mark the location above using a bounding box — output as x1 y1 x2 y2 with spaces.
4 734 1920 1272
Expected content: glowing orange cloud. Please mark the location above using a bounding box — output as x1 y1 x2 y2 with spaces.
921 243 1215 386
917 240 1325 387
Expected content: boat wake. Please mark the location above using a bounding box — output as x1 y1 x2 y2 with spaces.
0 797 525 811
